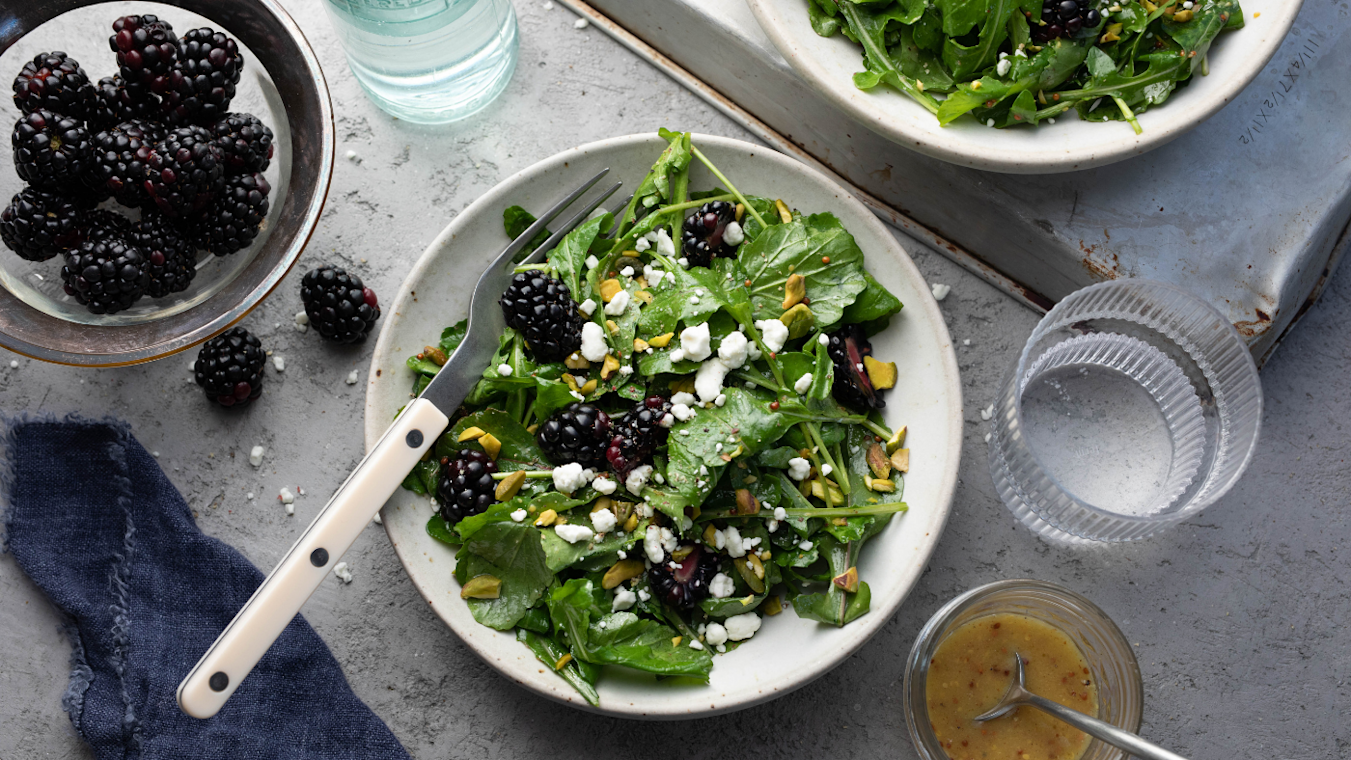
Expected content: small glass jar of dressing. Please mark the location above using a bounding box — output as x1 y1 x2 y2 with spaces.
904 580 1143 760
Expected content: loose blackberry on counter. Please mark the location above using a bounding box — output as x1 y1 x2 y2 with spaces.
83 208 132 242
680 200 736 267
60 235 148 314
109 15 178 97
497 271 582 363
197 171 269 255
11 52 96 120
130 212 195 298
538 402 612 469
647 544 720 609
210 113 273 173
826 324 885 412
1 188 86 261
300 265 381 344
193 326 264 407
11 109 94 191
90 75 160 130
606 395 673 477
436 449 498 526
143 124 224 216
164 28 242 125
89 119 163 208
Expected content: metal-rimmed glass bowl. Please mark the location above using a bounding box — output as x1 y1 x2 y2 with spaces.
904 579 1143 760
0 0 333 366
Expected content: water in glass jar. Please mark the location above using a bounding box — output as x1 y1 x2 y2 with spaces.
323 0 518 124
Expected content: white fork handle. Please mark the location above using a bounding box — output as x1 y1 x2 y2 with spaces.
177 398 449 719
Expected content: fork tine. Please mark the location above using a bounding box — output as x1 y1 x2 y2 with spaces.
492 168 609 271
521 180 623 265
603 194 634 239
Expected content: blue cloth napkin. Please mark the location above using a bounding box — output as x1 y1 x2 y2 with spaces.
2 418 411 760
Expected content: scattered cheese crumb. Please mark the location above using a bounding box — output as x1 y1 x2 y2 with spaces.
294 311 310 332
755 319 789 353
680 322 713 361
273 356 285 372
704 622 729 646
821 463 834 477
612 587 637 611
8 360 17 369
573 17 589 29
996 58 1011 76
249 445 265 467
279 487 295 504
555 524 594 543
709 573 735 598
552 462 593 494
590 508 617 534
346 370 359 385
580 321 607 361
725 612 762 641
689 640 704 651
619 266 635 278
717 331 750 369
773 506 788 521
931 283 951 301
794 372 813 395
980 403 995 421
497 363 514 377
592 476 618 495
787 457 811 481
579 298 596 316
723 221 745 246
585 254 599 270
634 237 651 253
655 228 676 258
625 464 654 495
511 508 528 522
604 289 630 316
333 562 353 583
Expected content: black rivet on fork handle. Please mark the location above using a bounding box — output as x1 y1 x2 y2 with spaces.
310 548 329 567
209 672 229 691
406 429 424 448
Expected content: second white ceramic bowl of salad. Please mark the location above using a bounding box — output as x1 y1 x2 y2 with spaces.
747 0 1301 173
363 132 962 717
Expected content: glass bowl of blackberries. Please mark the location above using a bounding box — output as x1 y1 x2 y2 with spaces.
0 0 333 365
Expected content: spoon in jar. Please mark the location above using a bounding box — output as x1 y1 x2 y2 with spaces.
974 653 1189 760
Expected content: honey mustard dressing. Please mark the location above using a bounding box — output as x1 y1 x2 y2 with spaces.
926 614 1099 760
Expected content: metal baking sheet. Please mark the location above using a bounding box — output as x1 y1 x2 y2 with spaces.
569 0 1351 363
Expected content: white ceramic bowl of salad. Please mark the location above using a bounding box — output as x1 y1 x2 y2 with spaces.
364 132 961 717
747 0 1300 173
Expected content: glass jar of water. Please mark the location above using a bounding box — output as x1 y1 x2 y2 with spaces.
323 0 518 124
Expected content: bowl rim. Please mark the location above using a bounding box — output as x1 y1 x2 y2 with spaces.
745 0 1304 174
902 578 1145 760
364 131 964 717
0 0 334 366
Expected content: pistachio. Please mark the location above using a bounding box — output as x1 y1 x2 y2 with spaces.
599 278 623 303
798 477 814 499
742 475 758 484
886 425 908 454
863 356 897 390
763 595 784 616
734 488 760 515
601 354 621 380
669 376 696 395
671 636 682 647
1101 22 1123 43
891 448 910 473
870 477 896 493
779 303 816 339
564 352 590 370
605 319 619 335
758 549 772 561
866 443 891 479
740 594 757 606
591 496 614 513
831 516 848 526
623 512 639 532
457 426 487 442
734 202 745 222
579 378 598 395
633 290 653 305
734 557 766 594
832 566 859 593
810 479 845 506
479 432 502 460
672 545 694 562
423 345 448 366
782 273 806 310
554 653 573 671
526 424 539 435
494 470 526 501
632 338 650 353
774 199 793 224
612 500 633 525
747 553 765 579
460 574 502 599
1171 8 1193 20
602 558 646 589
647 332 674 348
562 373 581 393
535 509 558 527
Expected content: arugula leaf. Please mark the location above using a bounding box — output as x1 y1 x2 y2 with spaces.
936 0 989 36
790 535 872 626
936 39 1088 124
426 511 459 545
402 459 439 496
585 612 713 678
838 1 941 113
534 378 580 424
840 270 903 329
547 216 606 304
503 206 550 259
808 0 843 36
457 491 593 542
665 388 794 503
739 214 869 330
516 629 600 706
439 409 549 473
454 522 552 630
540 510 649 573
700 594 766 618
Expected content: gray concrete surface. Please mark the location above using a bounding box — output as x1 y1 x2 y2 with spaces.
0 0 1346 757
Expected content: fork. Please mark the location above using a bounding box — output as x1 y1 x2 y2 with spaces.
177 169 623 719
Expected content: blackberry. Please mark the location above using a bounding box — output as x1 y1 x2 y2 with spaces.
60 236 148 314
606 396 673 477
538 402 612 468
130 212 196 298
11 109 94 191
90 75 161 131
84 208 132 242
498 272 582 363
164 28 242 125
12 52 96 119
436 449 498 526
681 200 736 267
144 124 224 217
299 265 381 344
192 326 265 407
1 187 86 261
109 15 177 97
825 324 885 412
197 172 269 256
1031 0 1102 42
89 119 163 208
210 112 274 173
647 544 720 609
